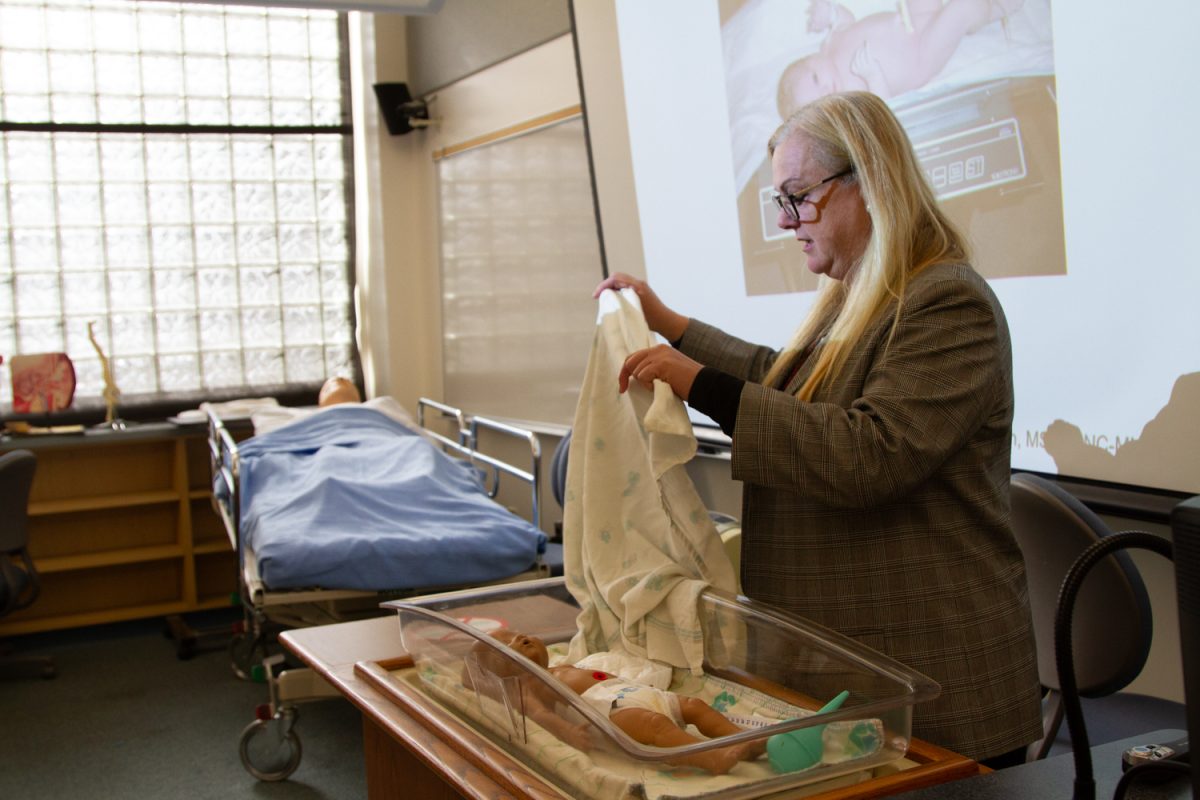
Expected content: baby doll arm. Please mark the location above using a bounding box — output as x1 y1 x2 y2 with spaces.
509 676 590 750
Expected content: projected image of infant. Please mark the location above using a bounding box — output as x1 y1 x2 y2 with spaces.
777 0 1025 119
720 0 1059 296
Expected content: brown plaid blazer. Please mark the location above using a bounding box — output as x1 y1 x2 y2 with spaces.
679 262 1043 761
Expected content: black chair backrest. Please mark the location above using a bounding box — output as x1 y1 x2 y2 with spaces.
0 449 37 555
0 449 39 615
1010 472 1153 697
550 429 572 509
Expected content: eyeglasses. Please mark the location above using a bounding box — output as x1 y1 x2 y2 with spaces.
771 168 855 223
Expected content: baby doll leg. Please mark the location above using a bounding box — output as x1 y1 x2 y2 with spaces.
677 696 767 760
609 707 745 774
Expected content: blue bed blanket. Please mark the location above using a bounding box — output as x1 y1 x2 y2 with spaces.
236 405 547 591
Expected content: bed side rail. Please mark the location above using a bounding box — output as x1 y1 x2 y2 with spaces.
417 397 543 531
205 407 241 552
416 397 471 457
469 415 543 532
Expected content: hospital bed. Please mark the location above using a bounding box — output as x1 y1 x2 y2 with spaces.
206 396 560 780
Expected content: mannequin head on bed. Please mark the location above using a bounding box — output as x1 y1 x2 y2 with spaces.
462 628 764 773
317 376 362 407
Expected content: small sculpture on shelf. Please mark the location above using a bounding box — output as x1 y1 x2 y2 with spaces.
87 321 125 430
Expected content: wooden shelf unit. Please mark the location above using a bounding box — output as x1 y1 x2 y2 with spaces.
0 423 238 636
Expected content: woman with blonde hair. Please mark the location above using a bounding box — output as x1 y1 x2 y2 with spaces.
597 91 1042 767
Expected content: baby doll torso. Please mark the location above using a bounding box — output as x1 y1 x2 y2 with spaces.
549 666 685 726
548 664 613 693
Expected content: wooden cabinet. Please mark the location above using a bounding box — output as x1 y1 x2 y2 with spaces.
0 424 237 635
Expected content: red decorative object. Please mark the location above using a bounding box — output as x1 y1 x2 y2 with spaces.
10 353 76 413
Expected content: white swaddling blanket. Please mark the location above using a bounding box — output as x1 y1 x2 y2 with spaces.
563 289 736 675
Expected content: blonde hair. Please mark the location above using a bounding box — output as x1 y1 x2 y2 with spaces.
763 91 969 399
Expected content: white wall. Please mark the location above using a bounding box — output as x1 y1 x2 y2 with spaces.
355 23 581 414
353 12 444 413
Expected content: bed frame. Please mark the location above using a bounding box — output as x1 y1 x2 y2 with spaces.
206 396 554 781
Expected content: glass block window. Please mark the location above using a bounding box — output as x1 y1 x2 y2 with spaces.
0 0 357 414
438 117 603 425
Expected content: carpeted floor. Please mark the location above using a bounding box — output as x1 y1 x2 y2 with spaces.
0 610 366 799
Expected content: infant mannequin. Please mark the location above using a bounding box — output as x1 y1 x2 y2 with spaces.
317 376 362 407
466 628 765 774
777 0 1024 118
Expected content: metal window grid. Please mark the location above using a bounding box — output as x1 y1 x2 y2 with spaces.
0 0 357 411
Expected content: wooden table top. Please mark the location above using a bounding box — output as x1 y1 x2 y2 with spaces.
281 615 983 800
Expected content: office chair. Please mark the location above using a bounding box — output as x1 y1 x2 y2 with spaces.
0 449 56 680
1009 472 1182 760
550 429 572 510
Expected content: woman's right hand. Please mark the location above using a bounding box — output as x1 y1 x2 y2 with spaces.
593 272 689 342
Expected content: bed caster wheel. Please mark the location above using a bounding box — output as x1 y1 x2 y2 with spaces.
239 710 302 782
229 632 266 681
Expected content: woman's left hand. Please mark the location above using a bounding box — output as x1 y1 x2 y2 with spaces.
619 345 702 400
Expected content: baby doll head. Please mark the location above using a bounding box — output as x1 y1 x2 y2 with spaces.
461 628 550 689
487 628 550 668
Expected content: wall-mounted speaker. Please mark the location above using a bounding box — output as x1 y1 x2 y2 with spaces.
372 82 430 136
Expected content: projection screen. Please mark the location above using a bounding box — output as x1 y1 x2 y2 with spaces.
573 0 1200 495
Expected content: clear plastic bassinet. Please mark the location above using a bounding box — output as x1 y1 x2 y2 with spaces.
383 577 941 800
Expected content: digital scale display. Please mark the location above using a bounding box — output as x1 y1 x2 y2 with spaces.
913 117 1027 200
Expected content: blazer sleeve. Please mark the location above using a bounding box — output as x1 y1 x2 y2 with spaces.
677 318 781 383
731 271 1010 509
